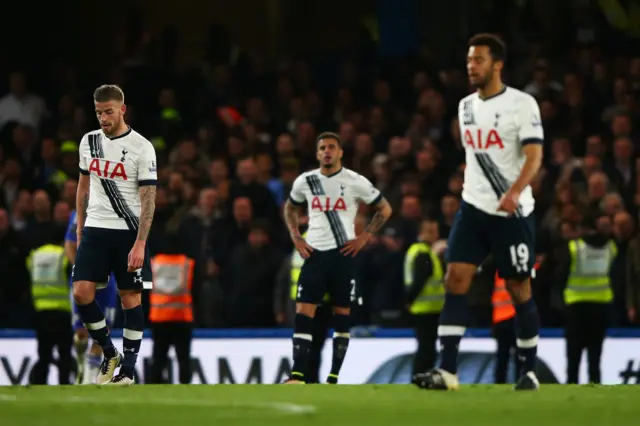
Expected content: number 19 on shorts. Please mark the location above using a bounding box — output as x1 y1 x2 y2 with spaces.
509 243 529 274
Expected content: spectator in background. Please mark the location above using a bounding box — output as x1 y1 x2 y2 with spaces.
52 201 70 227
170 138 210 183
177 187 224 326
10 189 32 231
585 172 610 220
439 194 460 239
23 190 62 249
255 151 284 207
0 158 26 209
611 137 635 202
612 211 635 326
229 157 279 223
226 220 283 327
58 141 79 181
0 207 31 328
11 124 40 181
278 158 300 204
0 72 47 131
626 214 640 325
60 179 77 208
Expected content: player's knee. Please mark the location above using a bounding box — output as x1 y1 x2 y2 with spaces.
72 281 95 305
505 278 531 304
119 290 142 309
296 302 317 318
444 263 476 294
332 306 350 316
75 328 89 340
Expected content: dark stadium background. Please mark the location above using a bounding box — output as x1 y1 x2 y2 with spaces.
0 0 639 337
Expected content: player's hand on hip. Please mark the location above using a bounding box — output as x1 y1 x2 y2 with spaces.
497 190 520 215
128 241 145 272
293 236 313 258
341 232 371 257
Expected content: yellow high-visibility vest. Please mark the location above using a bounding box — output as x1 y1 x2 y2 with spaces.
404 242 445 314
28 244 71 312
564 238 617 305
290 232 329 302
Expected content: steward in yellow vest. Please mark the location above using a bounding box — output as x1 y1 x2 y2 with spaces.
560 216 616 385
564 238 616 306
28 241 74 385
28 244 71 313
403 218 445 380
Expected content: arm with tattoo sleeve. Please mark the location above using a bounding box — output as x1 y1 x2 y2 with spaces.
365 197 392 235
136 185 156 242
284 199 301 240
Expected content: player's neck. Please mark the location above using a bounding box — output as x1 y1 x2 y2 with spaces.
320 165 342 177
477 80 506 100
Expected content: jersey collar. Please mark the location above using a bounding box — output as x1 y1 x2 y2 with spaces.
105 126 132 140
321 167 343 178
478 85 507 101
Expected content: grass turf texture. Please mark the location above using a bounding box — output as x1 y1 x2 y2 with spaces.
1 385 639 426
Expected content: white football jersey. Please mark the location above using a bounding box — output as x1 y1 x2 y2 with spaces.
78 128 157 231
289 168 381 251
458 86 544 217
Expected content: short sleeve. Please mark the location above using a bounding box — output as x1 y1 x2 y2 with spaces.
355 174 382 205
78 135 89 175
138 141 158 186
288 175 306 206
64 211 77 243
516 95 544 145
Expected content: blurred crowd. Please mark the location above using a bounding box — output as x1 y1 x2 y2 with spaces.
1 1 640 330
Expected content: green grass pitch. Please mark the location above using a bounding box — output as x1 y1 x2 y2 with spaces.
2 385 640 426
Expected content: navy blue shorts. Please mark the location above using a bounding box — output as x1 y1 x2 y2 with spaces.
446 201 536 279
72 227 153 291
296 248 356 307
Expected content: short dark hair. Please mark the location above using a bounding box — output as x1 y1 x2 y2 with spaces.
93 84 125 103
468 33 506 62
316 131 341 147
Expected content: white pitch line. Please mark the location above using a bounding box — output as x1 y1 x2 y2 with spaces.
0 394 316 415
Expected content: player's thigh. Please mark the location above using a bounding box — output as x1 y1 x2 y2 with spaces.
490 213 535 280
328 250 356 309
296 251 328 306
110 230 153 292
72 227 111 284
445 201 490 266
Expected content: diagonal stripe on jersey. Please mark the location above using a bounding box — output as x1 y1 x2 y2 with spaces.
102 180 138 231
474 153 523 217
89 134 139 231
477 153 524 217
306 175 348 247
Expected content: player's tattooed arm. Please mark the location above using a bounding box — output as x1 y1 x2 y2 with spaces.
365 197 392 235
136 185 156 242
284 199 302 240
285 199 313 258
